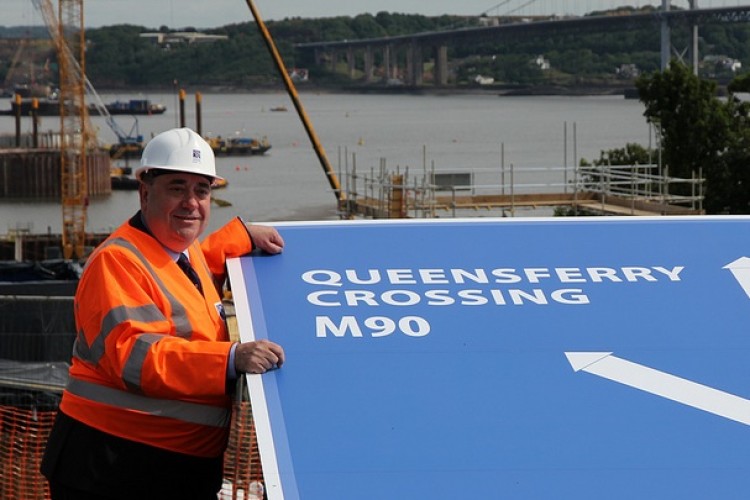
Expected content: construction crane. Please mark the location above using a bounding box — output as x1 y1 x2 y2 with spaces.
3 36 54 97
2 39 28 92
33 0 91 259
35 0 143 146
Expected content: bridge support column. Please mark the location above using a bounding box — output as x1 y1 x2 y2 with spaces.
660 0 671 70
330 49 339 72
434 45 448 86
382 45 391 82
406 42 423 86
391 44 400 82
689 0 699 75
364 46 374 83
347 46 356 79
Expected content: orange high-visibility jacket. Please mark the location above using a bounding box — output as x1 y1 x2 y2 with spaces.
60 216 253 458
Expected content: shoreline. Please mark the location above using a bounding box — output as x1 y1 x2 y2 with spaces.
94 82 639 98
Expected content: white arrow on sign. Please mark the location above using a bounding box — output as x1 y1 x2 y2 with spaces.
565 352 750 426
724 256 750 299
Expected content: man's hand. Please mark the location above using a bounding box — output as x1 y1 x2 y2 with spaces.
235 339 285 374
246 224 284 254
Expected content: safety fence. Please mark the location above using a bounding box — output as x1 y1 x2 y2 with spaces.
0 392 264 500
0 405 56 499
0 295 265 499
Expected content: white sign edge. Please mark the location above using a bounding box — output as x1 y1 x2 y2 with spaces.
227 257 286 500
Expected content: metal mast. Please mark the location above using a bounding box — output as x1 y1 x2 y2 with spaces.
57 0 89 259
660 0 671 70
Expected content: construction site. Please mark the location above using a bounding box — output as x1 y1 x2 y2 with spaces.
0 1 710 498
336 156 705 220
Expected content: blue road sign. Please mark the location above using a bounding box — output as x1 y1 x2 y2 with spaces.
227 217 750 499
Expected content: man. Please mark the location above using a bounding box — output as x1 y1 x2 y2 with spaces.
41 127 285 499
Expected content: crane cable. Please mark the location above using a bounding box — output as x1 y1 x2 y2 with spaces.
244 0 344 204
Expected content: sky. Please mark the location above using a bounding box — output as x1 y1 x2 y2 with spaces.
2 0 708 30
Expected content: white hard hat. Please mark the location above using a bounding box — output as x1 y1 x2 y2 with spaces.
135 127 223 182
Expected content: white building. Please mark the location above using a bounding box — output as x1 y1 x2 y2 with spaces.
532 55 550 71
140 32 228 47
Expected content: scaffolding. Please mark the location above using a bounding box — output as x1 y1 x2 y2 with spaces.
338 159 705 219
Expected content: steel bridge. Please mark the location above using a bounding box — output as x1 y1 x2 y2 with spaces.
296 3 750 86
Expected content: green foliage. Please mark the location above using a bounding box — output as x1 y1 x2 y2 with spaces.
8 12 750 214
637 61 727 179
75 14 482 88
635 61 750 214
4 12 750 90
728 73 750 93
585 143 656 167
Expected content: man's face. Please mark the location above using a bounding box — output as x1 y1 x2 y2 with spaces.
139 172 212 252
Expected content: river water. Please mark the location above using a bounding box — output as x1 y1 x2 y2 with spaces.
0 90 654 234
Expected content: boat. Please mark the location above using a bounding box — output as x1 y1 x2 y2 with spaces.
206 136 271 156
108 135 271 159
90 99 166 116
110 174 140 190
2 92 167 118
109 142 144 160
2 96 65 116
110 165 139 190
269 105 288 112
0 84 69 116
108 135 271 160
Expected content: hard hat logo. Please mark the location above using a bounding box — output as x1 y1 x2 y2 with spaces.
135 127 223 182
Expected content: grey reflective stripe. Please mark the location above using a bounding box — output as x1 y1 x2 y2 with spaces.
106 238 193 338
73 236 197 396
73 329 87 360
75 305 166 365
122 333 163 392
85 237 192 332
66 377 231 428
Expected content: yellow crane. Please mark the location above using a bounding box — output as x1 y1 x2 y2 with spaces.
3 39 28 91
34 0 91 259
243 0 344 205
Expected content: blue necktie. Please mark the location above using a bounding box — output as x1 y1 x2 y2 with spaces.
177 253 203 294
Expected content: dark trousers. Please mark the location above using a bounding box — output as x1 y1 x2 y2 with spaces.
42 411 224 500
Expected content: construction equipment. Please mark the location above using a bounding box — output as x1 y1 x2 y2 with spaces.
34 0 141 146
2 39 28 92
2 35 55 97
243 0 344 205
33 0 89 259
58 0 88 259
107 117 144 160
85 78 144 152
33 0 93 259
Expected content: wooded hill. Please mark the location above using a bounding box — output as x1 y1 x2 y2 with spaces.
1 7 749 91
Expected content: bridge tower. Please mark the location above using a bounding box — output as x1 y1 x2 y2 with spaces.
661 0 671 70
662 0 701 74
688 0 699 75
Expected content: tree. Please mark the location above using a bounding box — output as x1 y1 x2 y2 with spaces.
584 143 655 167
636 61 750 214
711 90 750 213
636 61 733 213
